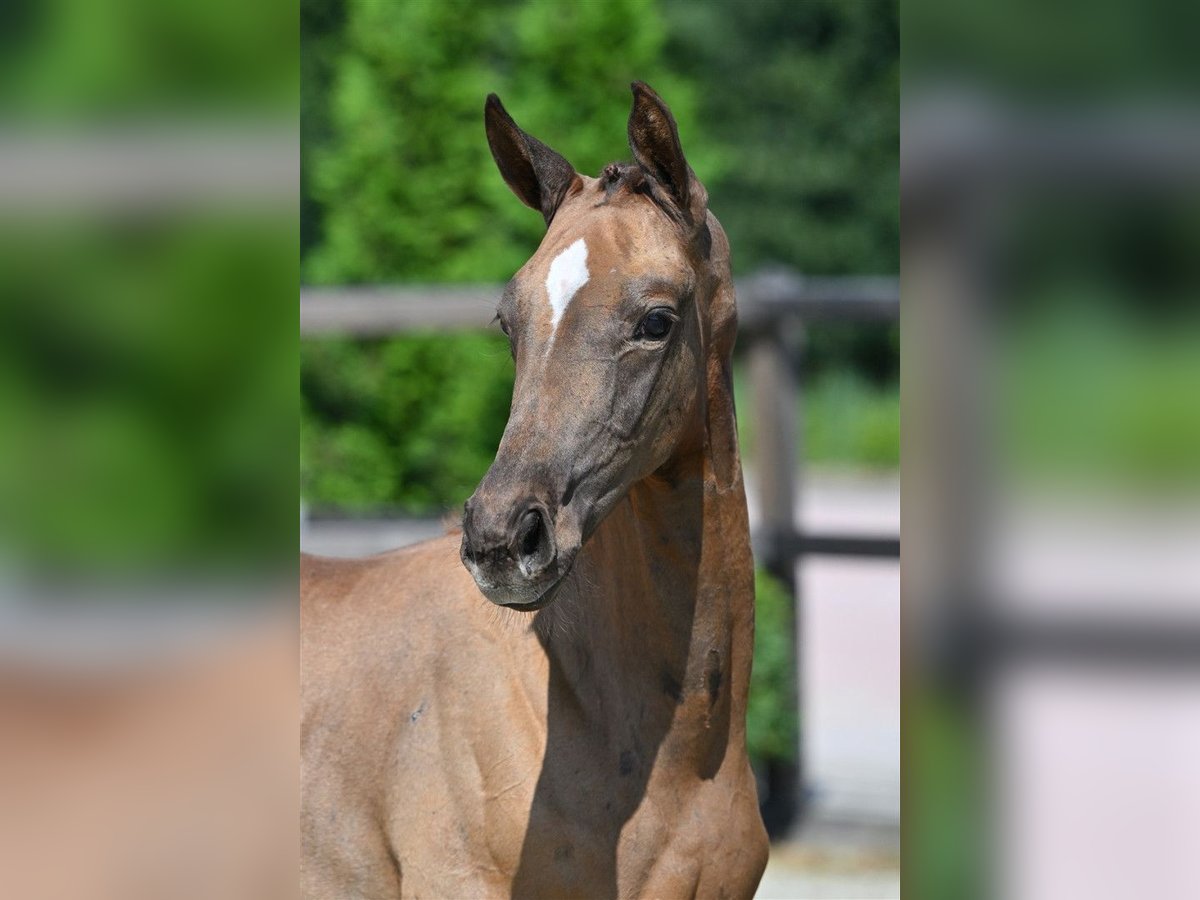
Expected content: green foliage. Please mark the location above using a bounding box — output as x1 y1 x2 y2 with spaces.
0 0 297 577
302 333 514 513
804 371 901 468
1002 307 1200 488
302 0 898 286
664 0 899 276
0 216 296 573
304 0 702 286
910 691 983 900
304 0 500 284
904 0 1200 99
734 368 901 470
747 568 799 762
0 0 295 117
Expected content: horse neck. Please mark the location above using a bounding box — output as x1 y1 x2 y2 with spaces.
534 345 755 762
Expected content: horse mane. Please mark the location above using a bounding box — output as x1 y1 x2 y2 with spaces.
600 161 645 194
598 161 696 232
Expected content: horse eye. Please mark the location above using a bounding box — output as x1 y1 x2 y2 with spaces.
635 309 674 341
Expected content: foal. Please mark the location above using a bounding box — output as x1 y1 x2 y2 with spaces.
302 82 768 899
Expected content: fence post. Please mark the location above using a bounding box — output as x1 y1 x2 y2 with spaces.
748 319 805 837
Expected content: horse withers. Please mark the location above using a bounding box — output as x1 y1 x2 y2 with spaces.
302 82 769 899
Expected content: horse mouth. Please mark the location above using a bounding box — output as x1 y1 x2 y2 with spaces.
489 572 568 612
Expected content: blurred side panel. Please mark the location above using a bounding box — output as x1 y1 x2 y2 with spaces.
904 1 1200 898
0 0 297 897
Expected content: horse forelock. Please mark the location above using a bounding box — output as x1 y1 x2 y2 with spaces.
600 161 644 193
594 161 710 257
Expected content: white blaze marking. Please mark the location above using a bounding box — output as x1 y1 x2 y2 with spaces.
544 238 589 337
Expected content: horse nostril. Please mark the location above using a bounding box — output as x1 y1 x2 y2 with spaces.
519 511 541 557
463 500 556 580
514 507 554 575
460 532 481 566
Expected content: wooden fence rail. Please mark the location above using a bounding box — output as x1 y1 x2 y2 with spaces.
300 270 900 335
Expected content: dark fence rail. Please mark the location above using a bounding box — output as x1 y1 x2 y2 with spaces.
300 269 899 836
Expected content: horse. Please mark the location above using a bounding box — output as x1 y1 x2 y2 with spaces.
302 82 769 899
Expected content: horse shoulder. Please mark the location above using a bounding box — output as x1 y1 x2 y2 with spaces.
302 533 549 897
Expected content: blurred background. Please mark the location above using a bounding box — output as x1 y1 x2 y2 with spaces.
905 1 1200 899
0 0 296 898
298 1 899 896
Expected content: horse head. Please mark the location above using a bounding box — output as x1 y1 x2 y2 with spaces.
461 82 735 611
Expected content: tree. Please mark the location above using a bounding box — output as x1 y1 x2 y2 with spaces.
665 0 899 277
305 0 702 286
301 0 700 511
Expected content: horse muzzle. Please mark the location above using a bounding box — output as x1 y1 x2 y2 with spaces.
460 495 573 609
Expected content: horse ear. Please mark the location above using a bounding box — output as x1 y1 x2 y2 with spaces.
627 81 695 218
485 94 579 226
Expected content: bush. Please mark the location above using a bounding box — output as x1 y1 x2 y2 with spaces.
734 367 901 471
304 0 699 287
747 568 799 763
804 371 901 468
301 332 513 513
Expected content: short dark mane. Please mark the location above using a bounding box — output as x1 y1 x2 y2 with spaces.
598 161 689 226
600 161 646 195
